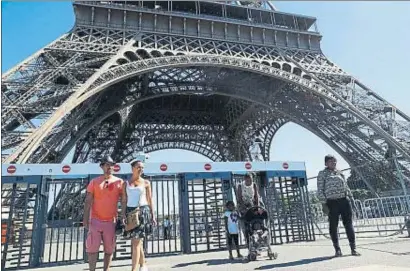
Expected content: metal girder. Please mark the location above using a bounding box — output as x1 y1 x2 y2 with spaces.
9 63 410 170
74 54 409 161
260 118 288 160
1 92 35 129
143 141 225 162
5 36 139 163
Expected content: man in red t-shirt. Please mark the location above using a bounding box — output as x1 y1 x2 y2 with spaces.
83 156 126 271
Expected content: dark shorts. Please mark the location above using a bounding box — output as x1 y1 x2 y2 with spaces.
227 234 239 247
125 205 152 239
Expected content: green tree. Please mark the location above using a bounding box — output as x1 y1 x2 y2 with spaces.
309 191 320 204
351 189 371 201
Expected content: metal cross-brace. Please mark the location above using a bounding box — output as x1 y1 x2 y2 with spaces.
1 91 35 129
4 35 140 163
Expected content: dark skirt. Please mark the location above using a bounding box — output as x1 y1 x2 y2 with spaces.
125 205 152 239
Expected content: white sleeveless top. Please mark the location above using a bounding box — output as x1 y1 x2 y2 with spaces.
241 182 255 205
126 181 148 208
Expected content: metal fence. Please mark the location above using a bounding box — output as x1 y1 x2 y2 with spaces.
312 195 410 239
2 173 409 270
1 174 184 270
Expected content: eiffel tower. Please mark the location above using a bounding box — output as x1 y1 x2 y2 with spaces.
2 1 410 194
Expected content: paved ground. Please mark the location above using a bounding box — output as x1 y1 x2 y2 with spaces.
25 236 410 271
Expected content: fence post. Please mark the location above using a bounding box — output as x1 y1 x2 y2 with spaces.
222 178 233 203
83 175 92 263
405 216 410 237
393 156 410 212
29 176 48 268
1 182 17 270
179 174 191 254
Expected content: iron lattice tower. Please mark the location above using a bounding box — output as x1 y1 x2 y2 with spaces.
2 1 410 193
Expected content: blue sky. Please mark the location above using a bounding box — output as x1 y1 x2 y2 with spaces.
2 1 410 190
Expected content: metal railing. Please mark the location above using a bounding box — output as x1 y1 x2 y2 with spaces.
312 195 410 239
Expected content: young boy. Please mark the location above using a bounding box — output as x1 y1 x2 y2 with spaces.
224 201 243 260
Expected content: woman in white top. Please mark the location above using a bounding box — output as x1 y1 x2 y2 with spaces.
237 173 260 215
122 160 156 271
237 173 260 245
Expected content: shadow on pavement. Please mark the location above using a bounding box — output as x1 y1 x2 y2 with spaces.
395 252 410 256
255 256 334 270
358 246 410 256
173 258 244 268
92 264 130 270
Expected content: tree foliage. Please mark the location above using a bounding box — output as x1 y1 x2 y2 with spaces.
351 189 371 201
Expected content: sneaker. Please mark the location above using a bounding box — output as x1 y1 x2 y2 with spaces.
140 266 148 271
229 255 234 260
351 249 361 256
335 249 342 257
237 254 243 258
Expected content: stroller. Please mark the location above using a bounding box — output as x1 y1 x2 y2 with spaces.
242 206 278 261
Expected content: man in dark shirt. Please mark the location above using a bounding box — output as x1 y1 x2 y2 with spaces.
317 155 360 257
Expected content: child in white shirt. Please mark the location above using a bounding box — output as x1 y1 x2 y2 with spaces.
224 201 243 260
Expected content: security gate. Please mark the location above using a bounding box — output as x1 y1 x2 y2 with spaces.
147 175 181 255
265 172 315 244
42 174 183 262
182 172 232 253
2 173 183 268
114 175 182 259
1 161 311 269
41 176 89 265
1 176 42 270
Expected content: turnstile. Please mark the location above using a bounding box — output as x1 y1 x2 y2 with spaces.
265 171 315 244
182 172 232 253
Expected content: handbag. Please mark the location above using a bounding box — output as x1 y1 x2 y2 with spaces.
125 208 141 232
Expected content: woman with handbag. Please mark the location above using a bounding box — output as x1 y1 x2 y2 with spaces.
123 160 156 271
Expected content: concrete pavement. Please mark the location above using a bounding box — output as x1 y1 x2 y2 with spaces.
24 236 410 271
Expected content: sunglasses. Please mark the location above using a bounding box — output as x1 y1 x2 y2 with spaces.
104 181 114 191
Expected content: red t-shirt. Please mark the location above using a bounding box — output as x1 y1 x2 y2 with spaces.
86 175 124 222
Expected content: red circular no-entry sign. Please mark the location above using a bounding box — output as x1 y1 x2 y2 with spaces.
160 164 168 171
282 162 289 170
204 163 212 171
62 165 71 173
113 164 121 172
7 165 16 174
245 162 252 170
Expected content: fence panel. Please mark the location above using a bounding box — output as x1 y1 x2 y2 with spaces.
184 173 230 253
41 176 88 265
1 176 42 270
265 176 315 244
114 175 182 259
313 195 410 238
